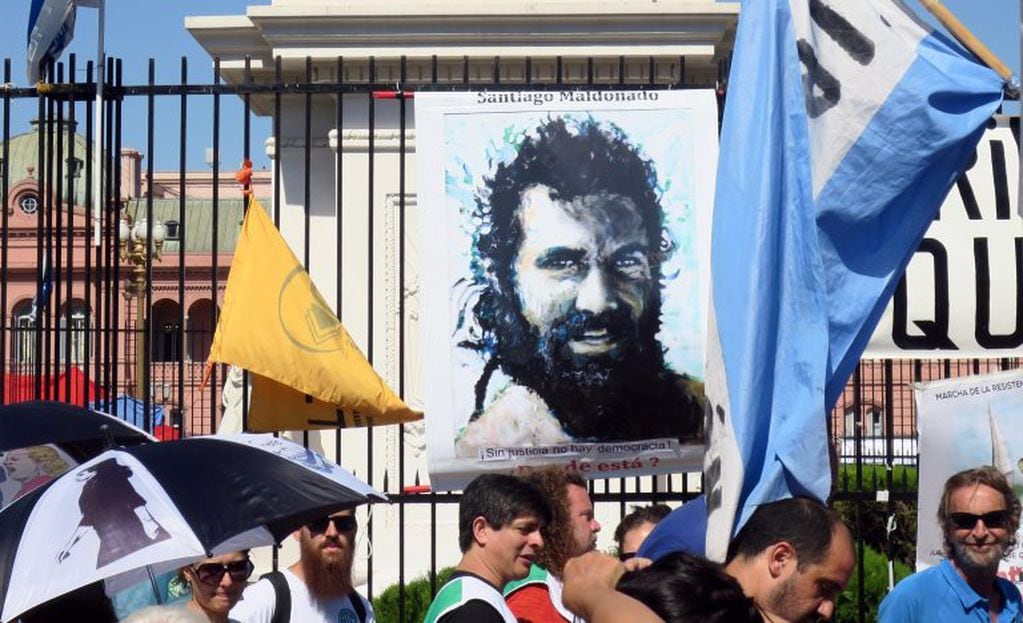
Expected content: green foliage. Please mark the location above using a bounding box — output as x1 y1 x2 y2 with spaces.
834 500 918 568
833 464 919 568
835 464 918 494
372 566 455 623
834 544 912 623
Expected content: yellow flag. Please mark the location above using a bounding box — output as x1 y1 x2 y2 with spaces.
246 373 387 431
208 198 421 428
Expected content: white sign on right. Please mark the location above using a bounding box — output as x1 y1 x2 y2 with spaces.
916 368 1023 584
867 118 1021 358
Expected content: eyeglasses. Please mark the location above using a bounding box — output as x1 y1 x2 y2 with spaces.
618 552 637 562
192 559 254 585
306 514 357 534
949 510 1012 530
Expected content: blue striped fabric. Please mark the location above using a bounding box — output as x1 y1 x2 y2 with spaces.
703 0 1005 559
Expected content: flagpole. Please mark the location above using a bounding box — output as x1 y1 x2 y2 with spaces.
92 0 104 247
919 0 1015 82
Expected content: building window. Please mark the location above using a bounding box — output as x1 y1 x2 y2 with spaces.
151 300 182 362
59 300 91 364
11 300 36 366
868 408 883 438
155 321 182 362
18 193 39 215
164 220 180 241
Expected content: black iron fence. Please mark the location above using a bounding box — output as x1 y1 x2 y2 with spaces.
1 53 1014 622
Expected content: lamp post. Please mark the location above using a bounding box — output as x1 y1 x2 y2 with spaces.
118 205 166 407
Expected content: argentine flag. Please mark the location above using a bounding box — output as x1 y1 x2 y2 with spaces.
26 0 100 84
704 0 1005 559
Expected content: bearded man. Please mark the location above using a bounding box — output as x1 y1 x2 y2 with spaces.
230 508 373 622
454 117 703 453
880 466 1023 622
505 468 601 622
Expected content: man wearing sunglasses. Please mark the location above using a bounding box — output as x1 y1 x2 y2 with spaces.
880 466 1023 622
230 509 373 623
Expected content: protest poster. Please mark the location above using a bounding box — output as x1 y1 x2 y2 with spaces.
916 369 1023 583
416 90 717 490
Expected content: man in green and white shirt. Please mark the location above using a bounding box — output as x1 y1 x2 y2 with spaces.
425 474 552 623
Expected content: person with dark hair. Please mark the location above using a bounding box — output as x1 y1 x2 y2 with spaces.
879 466 1023 622
613 503 671 561
615 551 764 623
560 498 854 623
505 467 601 622
425 474 552 623
723 497 855 623
635 495 708 560
180 551 253 622
455 116 703 452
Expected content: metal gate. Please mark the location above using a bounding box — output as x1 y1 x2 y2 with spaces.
1 53 1013 622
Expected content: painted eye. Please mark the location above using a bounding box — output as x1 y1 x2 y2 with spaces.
541 257 578 270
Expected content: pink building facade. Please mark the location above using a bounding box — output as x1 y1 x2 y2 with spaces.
3 121 270 434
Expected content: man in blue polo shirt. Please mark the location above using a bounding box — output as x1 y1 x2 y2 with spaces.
879 466 1023 622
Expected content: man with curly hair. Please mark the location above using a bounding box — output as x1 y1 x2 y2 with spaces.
879 466 1023 622
505 467 601 623
455 116 703 452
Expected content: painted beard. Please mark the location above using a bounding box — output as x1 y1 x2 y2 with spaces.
950 530 1008 573
491 292 666 439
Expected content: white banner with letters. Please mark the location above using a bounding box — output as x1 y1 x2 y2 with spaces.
867 117 1021 358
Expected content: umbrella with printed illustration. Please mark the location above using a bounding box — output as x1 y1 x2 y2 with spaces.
0 433 385 622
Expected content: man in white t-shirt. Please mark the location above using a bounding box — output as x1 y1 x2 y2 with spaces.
230 508 373 623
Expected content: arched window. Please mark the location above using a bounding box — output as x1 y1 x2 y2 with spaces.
151 299 182 362
11 299 36 366
187 299 216 362
59 300 91 364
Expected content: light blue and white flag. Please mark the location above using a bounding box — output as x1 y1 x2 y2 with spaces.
26 0 100 84
704 0 1004 559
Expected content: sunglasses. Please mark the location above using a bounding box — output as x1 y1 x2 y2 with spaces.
192 559 254 585
306 514 358 533
949 510 1011 530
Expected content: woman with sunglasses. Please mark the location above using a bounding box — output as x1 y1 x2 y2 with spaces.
179 551 254 623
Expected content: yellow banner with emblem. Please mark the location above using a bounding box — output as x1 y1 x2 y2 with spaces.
207 197 421 429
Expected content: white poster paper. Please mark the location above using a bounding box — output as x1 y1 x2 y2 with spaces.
417 90 718 490
916 368 1023 584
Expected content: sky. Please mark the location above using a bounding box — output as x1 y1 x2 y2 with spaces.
0 0 1019 171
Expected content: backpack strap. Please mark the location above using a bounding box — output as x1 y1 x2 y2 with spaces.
348 589 366 623
260 571 291 623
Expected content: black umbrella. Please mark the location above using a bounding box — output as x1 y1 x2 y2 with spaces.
0 400 155 458
0 433 386 622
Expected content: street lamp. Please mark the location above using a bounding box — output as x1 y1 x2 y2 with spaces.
119 203 166 405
